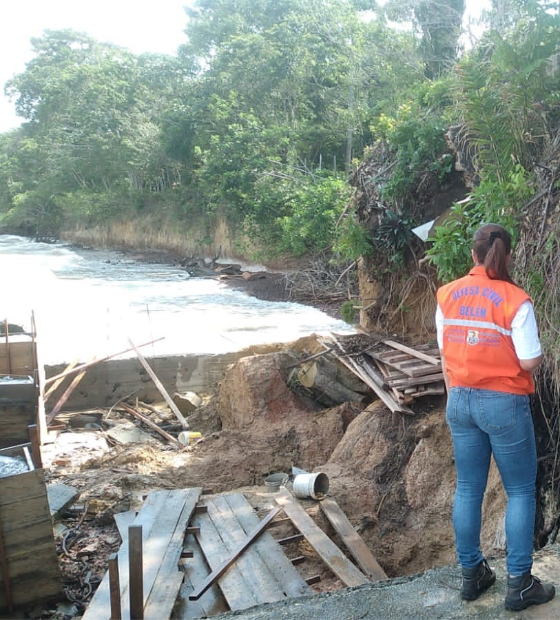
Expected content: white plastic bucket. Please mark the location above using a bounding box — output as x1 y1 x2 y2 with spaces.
292 472 329 500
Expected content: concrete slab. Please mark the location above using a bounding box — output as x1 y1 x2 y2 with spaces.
215 544 560 619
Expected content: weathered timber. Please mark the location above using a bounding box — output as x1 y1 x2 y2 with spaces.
114 511 139 541
46 365 90 424
221 494 310 598
108 554 122 620
189 508 259 610
324 336 413 415
0 469 62 610
319 497 387 582
0 375 39 448
83 489 202 620
0 341 35 376
201 497 285 604
129 525 144 620
44 360 79 402
188 505 282 602
382 340 440 365
274 488 369 588
178 536 229 619
385 373 444 389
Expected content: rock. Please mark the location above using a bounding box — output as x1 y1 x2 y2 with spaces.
173 391 202 414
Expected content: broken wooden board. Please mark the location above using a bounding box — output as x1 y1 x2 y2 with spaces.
274 488 369 588
83 488 202 620
322 336 413 415
319 496 387 582
47 482 79 519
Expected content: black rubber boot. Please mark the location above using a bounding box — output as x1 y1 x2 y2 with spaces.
461 559 496 601
505 573 555 611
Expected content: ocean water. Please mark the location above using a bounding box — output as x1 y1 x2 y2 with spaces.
0 235 354 365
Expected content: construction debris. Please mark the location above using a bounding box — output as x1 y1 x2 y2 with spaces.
319 334 444 414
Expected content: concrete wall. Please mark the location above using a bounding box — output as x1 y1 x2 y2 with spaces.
43 351 253 412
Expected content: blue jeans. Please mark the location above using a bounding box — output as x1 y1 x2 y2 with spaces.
446 387 537 576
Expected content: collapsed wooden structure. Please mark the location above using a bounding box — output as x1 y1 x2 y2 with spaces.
321 335 444 415
83 487 386 619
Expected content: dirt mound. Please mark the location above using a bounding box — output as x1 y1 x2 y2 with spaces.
319 401 507 576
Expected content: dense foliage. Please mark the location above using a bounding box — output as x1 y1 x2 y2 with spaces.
0 0 558 273
2 0 560 541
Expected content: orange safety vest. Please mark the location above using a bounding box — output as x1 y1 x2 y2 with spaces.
437 266 535 394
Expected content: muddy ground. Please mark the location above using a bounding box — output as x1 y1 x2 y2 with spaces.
37 333 511 619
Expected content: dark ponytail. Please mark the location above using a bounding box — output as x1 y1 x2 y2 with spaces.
472 223 515 284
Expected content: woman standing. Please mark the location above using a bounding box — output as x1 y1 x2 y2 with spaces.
436 223 555 611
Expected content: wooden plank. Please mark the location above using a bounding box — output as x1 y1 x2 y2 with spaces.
224 493 310 598
382 340 440 365
191 510 260 611
0 469 62 609
84 489 202 620
177 535 229 619
109 554 122 620
46 366 90 423
114 511 138 541
83 490 171 620
386 373 444 388
44 360 80 402
388 361 442 378
206 496 288 603
274 488 369 588
326 338 409 414
143 489 201 620
47 483 79 519
144 574 183 620
189 506 282 603
319 497 387 582
127 339 188 429
372 360 411 405
28 424 43 469
0 504 13 614
129 526 144 620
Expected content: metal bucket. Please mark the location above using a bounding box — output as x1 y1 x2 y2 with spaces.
292 472 329 500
